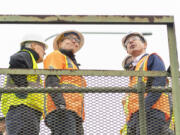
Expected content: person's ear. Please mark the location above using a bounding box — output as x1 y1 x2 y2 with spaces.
31 43 36 50
144 43 147 49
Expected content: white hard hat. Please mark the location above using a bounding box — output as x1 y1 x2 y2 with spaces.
122 32 147 49
21 34 48 50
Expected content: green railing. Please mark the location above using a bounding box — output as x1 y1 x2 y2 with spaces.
0 68 173 135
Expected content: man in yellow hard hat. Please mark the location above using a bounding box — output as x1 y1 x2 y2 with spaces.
1 34 48 135
44 30 86 135
121 32 171 135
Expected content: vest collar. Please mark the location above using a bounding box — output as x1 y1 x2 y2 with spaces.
21 47 39 61
59 49 80 68
132 53 148 66
59 49 74 58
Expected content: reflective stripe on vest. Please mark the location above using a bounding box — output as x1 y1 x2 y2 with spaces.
120 124 128 135
169 112 175 130
1 49 44 116
123 55 170 122
123 55 148 122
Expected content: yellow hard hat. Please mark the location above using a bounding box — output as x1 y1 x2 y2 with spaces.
53 30 84 53
21 34 48 50
122 32 147 49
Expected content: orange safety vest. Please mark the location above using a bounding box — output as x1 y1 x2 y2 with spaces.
123 54 170 122
43 50 86 120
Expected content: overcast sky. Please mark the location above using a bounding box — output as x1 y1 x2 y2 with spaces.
0 0 179 134
0 24 169 70
0 0 179 70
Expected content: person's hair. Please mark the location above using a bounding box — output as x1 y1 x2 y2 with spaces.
24 42 32 48
138 35 146 43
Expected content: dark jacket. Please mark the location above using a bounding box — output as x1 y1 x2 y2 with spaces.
145 53 167 121
128 53 167 123
9 48 39 87
145 54 166 110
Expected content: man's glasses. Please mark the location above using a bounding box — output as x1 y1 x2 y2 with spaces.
124 36 141 47
64 35 81 44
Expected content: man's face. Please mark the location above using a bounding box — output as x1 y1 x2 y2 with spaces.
125 36 147 57
58 34 80 53
31 42 46 63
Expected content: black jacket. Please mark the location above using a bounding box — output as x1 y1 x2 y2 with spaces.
9 48 39 87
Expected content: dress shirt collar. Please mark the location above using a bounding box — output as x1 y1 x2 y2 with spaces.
132 53 146 66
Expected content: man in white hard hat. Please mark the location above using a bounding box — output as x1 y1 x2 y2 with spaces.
1 34 48 135
121 32 171 135
44 30 86 135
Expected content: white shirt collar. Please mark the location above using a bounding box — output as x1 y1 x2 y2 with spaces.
132 53 146 66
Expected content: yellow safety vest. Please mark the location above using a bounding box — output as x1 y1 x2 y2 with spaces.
1 49 44 116
169 112 175 131
120 124 128 135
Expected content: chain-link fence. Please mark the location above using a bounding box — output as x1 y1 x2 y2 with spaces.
0 69 174 135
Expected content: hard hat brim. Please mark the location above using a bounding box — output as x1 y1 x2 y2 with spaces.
21 40 48 50
122 32 147 49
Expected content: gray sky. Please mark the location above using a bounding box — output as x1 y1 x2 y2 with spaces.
0 0 179 69
0 24 170 70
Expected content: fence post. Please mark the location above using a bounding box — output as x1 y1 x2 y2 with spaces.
137 76 147 135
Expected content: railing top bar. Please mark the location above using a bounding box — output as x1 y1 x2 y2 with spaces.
0 68 169 77
0 15 174 24
0 87 172 93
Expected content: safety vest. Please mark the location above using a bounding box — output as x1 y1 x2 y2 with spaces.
123 54 170 122
1 49 44 116
43 50 86 120
120 123 128 135
169 112 175 131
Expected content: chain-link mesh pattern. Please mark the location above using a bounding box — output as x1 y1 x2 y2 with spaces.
0 71 175 135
